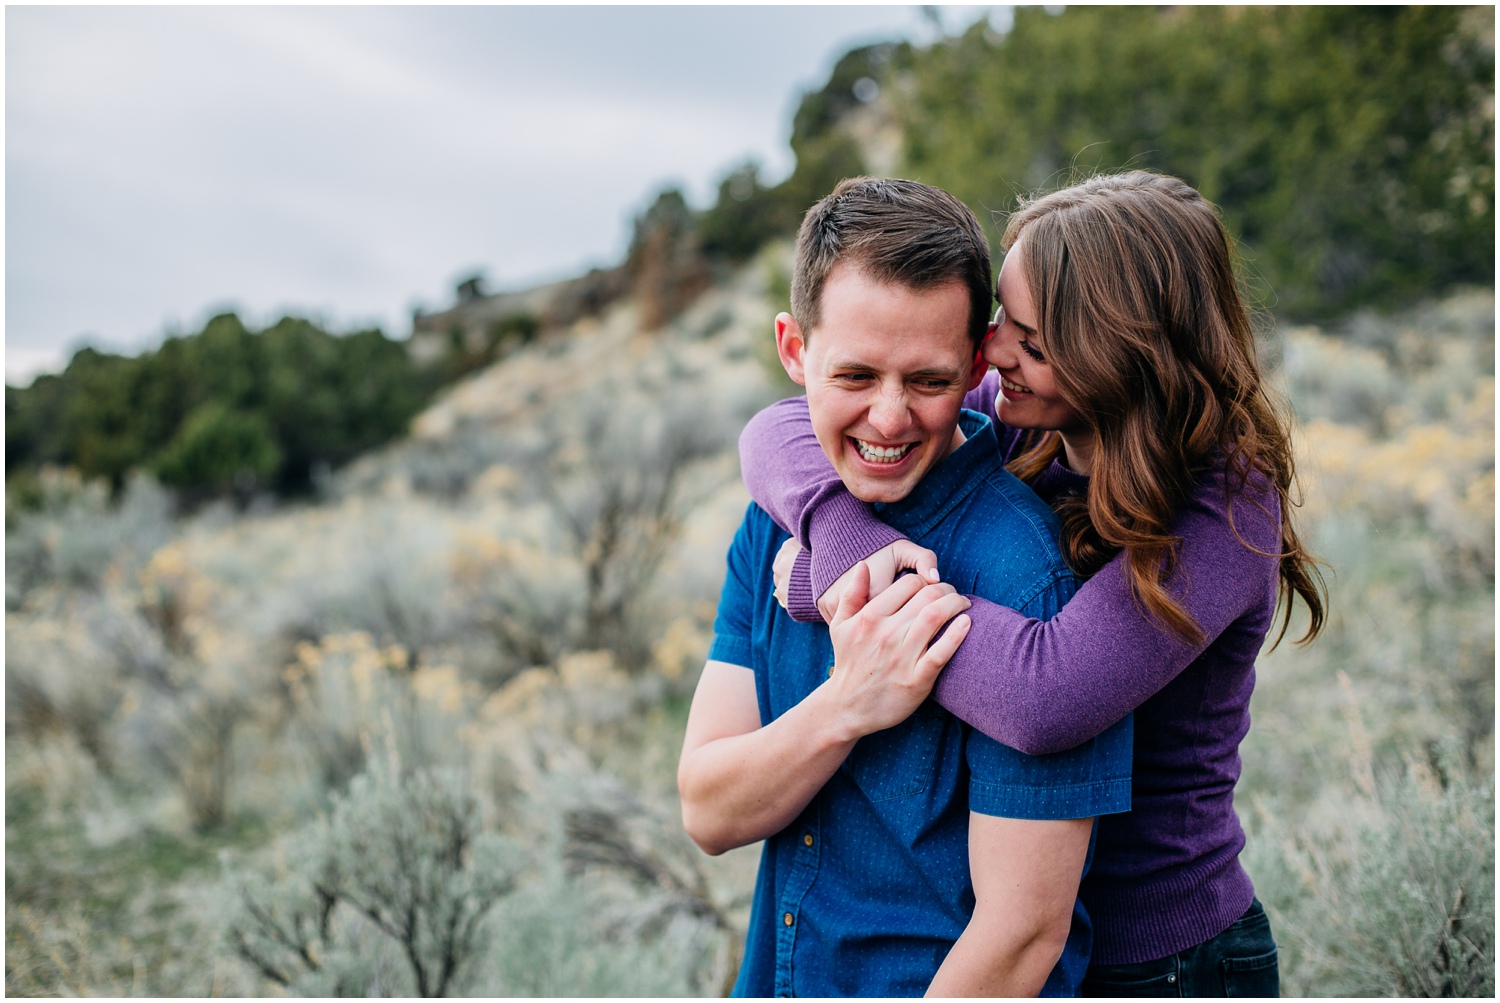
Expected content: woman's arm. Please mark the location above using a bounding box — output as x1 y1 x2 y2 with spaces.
934 472 1281 754
740 386 1280 755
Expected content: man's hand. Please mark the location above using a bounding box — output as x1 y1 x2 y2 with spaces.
816 540 943 622
678 562 971 856
822 562 972 739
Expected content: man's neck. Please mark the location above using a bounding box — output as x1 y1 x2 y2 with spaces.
947 422 968 457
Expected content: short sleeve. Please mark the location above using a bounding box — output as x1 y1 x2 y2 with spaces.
966 713 1133 820
1011 567 1078 624
707 504 760 669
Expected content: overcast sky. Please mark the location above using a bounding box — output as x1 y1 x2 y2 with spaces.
6 5 1001 383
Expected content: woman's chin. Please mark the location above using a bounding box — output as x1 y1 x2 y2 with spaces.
996 402 1043 430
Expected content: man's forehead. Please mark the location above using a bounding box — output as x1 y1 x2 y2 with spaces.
807 269 974 370
809 321 974 376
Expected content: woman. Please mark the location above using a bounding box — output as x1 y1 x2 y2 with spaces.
738 171 1325 996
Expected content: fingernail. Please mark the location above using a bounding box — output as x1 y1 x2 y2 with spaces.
925 567 940 581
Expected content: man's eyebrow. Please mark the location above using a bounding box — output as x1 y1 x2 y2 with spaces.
829 360 967 380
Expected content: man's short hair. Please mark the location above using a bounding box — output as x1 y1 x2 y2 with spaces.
791 177 992 348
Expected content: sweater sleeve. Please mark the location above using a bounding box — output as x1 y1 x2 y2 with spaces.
737 396 905 600
932 469 1282 754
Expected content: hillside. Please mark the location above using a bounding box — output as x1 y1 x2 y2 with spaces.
5 5 1495 995
9 8 1491 506
8 223 1494 993
5 245 794 996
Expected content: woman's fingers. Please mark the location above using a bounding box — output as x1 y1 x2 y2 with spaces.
772 537 802 609
815 542 945 622
890 540 942 584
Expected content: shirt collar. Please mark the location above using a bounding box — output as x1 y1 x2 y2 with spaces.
873 409 1002 535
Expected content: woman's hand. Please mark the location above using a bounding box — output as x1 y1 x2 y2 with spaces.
772 537 802 610
816 540 943 623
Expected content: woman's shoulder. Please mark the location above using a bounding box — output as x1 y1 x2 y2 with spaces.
1183 450 1283 554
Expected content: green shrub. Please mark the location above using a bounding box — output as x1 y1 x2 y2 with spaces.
6 314 439 498
226 765 518 996
154 404 281 495
897 6 1493 318
1247 756 1494 996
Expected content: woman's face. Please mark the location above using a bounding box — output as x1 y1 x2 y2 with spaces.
983 237 1085 434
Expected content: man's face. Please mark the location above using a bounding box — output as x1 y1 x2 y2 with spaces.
776 263 984 504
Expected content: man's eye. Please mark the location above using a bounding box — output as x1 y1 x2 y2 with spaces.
838 372 875 383
1019 340 1046 363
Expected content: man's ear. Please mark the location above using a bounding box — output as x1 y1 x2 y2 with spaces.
775 313 809 386
965 346 989 392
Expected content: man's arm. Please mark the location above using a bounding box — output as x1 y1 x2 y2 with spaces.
926 813 1094 997
678 566 972 856
677 660 864 856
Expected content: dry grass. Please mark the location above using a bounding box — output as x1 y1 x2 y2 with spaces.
5 281 1492 996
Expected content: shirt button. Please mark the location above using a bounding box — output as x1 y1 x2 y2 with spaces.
783 912 794 927
803 833 814 847
1166 973 1177 984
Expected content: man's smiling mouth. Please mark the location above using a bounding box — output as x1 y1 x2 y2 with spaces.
853 438 916 464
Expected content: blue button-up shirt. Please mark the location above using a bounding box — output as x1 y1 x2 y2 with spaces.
708 410 1133 998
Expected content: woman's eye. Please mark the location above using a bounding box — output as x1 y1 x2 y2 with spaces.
1019 340 1046 363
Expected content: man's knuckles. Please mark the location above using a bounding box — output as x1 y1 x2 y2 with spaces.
919 596 967 627
865 572 929 613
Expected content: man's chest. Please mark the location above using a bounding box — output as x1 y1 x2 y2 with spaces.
752 611 834 724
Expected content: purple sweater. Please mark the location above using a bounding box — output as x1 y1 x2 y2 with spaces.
737 371 1280 965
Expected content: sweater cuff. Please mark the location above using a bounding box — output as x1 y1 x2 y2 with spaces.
784 549 823 623
807 492 907 598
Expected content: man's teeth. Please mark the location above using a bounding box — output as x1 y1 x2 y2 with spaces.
1001 377 1031 394
855 439 915 463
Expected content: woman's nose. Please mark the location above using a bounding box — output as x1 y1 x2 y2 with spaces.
983 325 1016 369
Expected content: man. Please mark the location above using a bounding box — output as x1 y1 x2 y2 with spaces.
677 177 1132 997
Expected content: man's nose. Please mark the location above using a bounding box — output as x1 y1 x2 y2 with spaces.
867 387 912 438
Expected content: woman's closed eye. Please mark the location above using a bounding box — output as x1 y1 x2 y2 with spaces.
1019 339 1046 362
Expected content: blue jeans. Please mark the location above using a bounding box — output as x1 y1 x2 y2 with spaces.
1081 899 1279 997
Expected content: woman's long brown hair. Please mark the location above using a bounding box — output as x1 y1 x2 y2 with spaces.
1002 171 1325 647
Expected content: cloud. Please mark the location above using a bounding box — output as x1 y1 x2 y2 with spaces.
6 6 976 371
